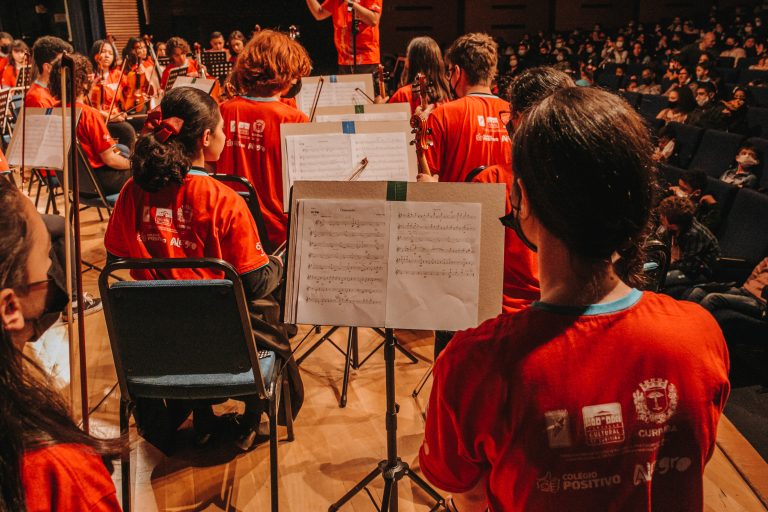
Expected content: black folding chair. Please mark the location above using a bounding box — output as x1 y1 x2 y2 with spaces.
99 258 294 512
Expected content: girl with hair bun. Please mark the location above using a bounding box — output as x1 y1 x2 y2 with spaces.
420 87 729 511
105 87 302 452
217 29 312 249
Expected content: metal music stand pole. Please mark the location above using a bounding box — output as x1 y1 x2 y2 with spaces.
349 1 358 74
328 328 444 511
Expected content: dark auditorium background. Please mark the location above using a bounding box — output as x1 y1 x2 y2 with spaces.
0 0 750 73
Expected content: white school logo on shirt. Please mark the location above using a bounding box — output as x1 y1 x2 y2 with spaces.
633 378 678 425
582 403 625 446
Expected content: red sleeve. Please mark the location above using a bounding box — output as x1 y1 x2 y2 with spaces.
218 189 270 274
388 86 410 104
104 181 135 258
0 147 9 171
160 66 170 90
424 108 445 176
22 444 120 512
1 65 16 87
419 336 486 493
364 0 382 12
320 0 340 13
81 107 115 155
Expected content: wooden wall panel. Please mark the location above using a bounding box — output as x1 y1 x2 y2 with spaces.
379 0 459 56
102 0 140 44
554 0 635 32
464 1 551 42
637 0 709 24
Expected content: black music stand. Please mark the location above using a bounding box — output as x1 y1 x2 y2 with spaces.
329 328 444 511
201 50 232 83
14 65 32 89
164 66 188 91
0 88 13 142
157 55 170 68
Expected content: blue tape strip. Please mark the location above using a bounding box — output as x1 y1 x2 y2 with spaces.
45 108 53 115
342 121 356 134
330 75 338 83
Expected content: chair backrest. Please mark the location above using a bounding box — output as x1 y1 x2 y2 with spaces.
748 86 768 108
705 177 739 228
638 94 668 123
717 188 768 261
744 136 768 184
209 173 274 254
54 144 109 200
737 57 760 70
666 122 703 168
716 67 739 86
716 56 736 69
641 239 671 292
618 90 641 109
738 69 768 85
746 107 768 138
688 129 745 177
99 258 267 402
464 165 487 183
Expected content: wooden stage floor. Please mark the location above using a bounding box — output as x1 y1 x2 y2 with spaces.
24 190 768 512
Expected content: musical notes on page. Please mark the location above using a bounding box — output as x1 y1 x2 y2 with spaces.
6 111 74 170
315 112 409 122
297 80 367 116
295 199 390 327
350 133 410 182
385 202 481 330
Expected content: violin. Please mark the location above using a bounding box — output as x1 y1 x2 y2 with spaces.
375 63 388 99
122 68 147 114
410 73 432 176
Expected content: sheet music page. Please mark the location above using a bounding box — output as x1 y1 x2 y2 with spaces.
6 113 70 169
295 199 390 327
385 201 482 330
350 132 410 182
296 80 367 116
172 76 215 94
315 112 409 123
284 134 352 195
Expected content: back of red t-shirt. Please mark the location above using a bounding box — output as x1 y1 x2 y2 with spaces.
25 82 56 108
320 0 382 65
0 146 8 171
217 96 308 247
472 164 539 312
425 94 512 183
421 291 730 511
104 172 269 281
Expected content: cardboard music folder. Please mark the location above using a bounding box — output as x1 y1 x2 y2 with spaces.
296 73 376 117
284 181 506 331
6 107 81 170
279 120 418 208
313 103 410 123
171 76 217 95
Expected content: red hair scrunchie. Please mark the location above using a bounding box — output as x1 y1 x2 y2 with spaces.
142 107 185 143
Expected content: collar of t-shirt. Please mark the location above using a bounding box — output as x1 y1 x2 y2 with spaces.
187 167 208 176
33 80 47 89
242 95 279 102
466 92 499 99
531 288 642 316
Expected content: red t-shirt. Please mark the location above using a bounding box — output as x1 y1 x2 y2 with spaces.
1 63 19 88
0 146 9 171
22 443 120 512
472 164 539 312
55 101 115 170
425 93 512 183
320 0 382 65
420 290 730 512
0 56 7 76
389 84 449 115
25 81 56 108
159 59 201 90
95 68 127 110
105 171 269 281
280 96 298 110
217 96 308 247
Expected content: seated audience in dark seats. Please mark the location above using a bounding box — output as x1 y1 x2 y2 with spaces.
0 178 121 511
687 81 720 128
720 142 761 188
720 35 747 62
677 31 717 68
670 170 722 232
657 86 695 124
661 57 682 91
694 61 720 90
663 66 696 95
420 87 729 511
656 195 721 295
651 124 676 163
104 87 303 453
749 54 768 70
635 67 661 95
683 257 768 320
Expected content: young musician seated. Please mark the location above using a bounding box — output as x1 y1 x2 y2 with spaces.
26 36 72 108
104 87 300 451
0 32 12 75
421 87 730 511
218 29 312 248
159 37 200 91
420 33 512 183
122 36 154 75
228 30 246 63
90 39 136 149
207 31 230 60
1 39 29 89
49 55 132 197
376 36 452 114
0 178 121 511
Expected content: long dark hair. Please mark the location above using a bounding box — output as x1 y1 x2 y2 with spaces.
122 36 144 68
401 36 452 104
0 179 120 510
513 87 656 287
49 53 93 101
132 87 220 192
90 39 118 71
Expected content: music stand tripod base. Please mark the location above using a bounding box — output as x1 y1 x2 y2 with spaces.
328 329 444 511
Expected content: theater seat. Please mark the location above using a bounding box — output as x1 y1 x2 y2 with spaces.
657 163 685 187
705 177 739 231
717 188 768 262
748 86 768 108
745 137 768 185
688 130 745 178
666 122 703 168
618 90 641 109
638 94 668 124
716 56 736 69
738 69 768 84
746 107 768 137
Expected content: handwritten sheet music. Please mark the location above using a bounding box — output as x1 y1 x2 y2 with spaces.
350 133 410 182
295 199 390 326
297 81 367 116
6 112 73 170
386 202 482 330
315 112 409 123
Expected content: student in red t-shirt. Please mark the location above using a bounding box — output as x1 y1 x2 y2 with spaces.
26 36 72 109
218 29 312 249
105 87 299 452
420 33 512 184
1 39 29 88
159 37 201 91
0 146 9 171
0 32 12 76
305 0 382 73
49 55 131 196
375 36 452 114
421 87 730 511
0 179 120 511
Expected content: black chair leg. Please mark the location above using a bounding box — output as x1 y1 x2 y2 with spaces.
269 395 279 512
120 398 132 512
282 377 294 442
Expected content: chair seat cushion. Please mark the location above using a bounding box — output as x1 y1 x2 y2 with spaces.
127 351 278 400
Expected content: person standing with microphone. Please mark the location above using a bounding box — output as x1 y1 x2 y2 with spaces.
305 0 382 74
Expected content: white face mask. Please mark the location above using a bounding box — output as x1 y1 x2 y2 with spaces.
736 154 758 167
616 41 624 49
696 96 709 107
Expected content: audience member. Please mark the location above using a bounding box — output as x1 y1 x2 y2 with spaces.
657 86 695 124
672 170 722 232
678 31 716 67
720 35 747 62
635 67 661 94
720 142 761 188
684 257 767 321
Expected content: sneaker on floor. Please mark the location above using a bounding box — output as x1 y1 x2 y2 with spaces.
61 292 103 321
235 427 270 452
